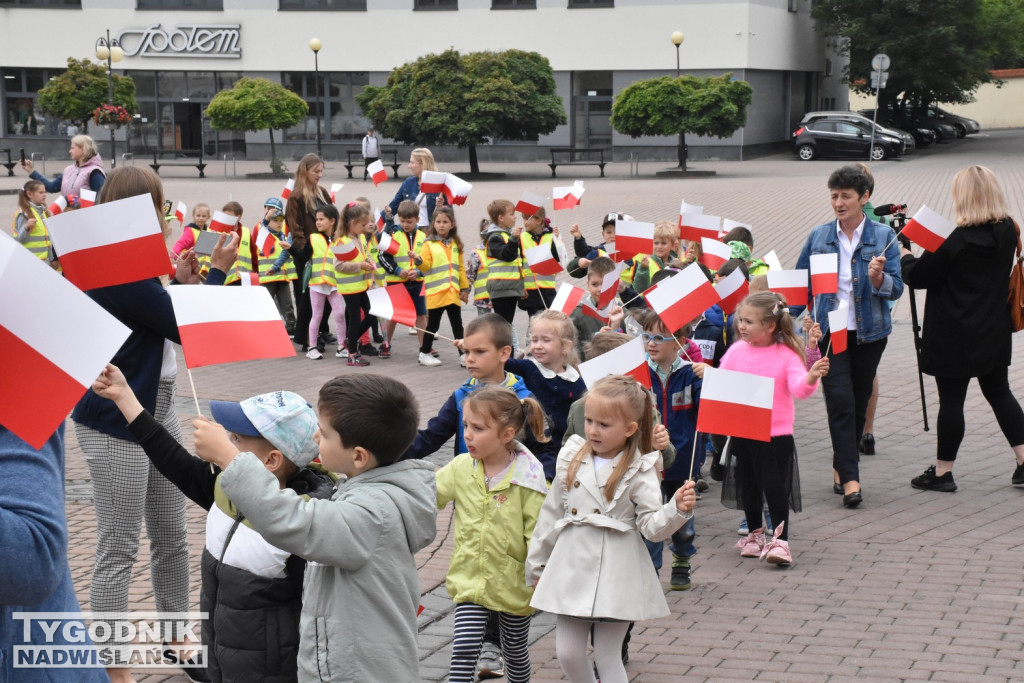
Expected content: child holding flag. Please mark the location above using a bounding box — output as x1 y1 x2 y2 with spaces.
305 204 347 361
334 202 376 366
416 206 469 367
519 207 562 315
12 179 59 269
255 199 296 335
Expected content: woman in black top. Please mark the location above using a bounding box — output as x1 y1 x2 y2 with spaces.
901 165 1024 492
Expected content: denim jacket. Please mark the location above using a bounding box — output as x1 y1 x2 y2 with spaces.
794 217 904 344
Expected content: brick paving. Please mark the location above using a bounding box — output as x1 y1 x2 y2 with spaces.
6 129 1024 681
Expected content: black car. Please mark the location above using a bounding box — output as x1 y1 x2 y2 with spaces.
792 118 904 161
857 110 936 147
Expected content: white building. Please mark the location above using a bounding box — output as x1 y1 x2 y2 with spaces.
1 0 848 163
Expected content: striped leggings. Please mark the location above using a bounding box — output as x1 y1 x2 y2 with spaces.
74 379 190 630
450 603 531 683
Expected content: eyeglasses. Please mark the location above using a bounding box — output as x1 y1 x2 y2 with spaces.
641 332 673 345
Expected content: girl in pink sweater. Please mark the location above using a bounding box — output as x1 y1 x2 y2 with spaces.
697 292 829 566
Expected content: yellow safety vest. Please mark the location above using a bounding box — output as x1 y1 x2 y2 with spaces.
255 226 296 284
11 206 59 270
473 248 489 302
422 239 465 306
307 233 336 287
223 226 253 285
367 231 386 284
483 231 522 282
334 234 372 294
520 230 556 291
384 228 426 284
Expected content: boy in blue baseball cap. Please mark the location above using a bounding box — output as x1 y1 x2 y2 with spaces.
256 196 297 335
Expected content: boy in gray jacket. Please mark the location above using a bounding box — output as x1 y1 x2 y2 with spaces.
193 374 438 682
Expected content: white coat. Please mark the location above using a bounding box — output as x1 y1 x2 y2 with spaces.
526 435 691 621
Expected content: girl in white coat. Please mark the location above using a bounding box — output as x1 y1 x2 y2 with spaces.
526 375 697 683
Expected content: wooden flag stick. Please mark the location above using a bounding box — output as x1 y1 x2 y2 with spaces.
673 335 695 363
413 326 456 344
686 431 701 484
187 368 215 474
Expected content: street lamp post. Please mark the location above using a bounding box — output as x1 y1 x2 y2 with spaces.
309 38 322 158
670 31 686 170
95 29 124 168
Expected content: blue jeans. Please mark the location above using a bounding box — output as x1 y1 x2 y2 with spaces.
662 478 696 558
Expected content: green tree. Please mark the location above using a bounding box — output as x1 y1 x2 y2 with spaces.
37 58 137 132
611 74 752 171
205 77 308 174
357 49 566 174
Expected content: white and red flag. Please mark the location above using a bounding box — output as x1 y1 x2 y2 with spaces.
767 269 809 307
597 262 625 309
581 297 614 324
614 220 655 259
281 179 294 200
578 335 651 390
209 210 238 234
809 253 839 296
377 231 401 256
722 218 751 233
515 191 545 216
714 268 749 315
332 240 361 262
680 200 703 216
368 283 418 328
524 243 563 276
700 237 732 271
902 205 956 253
47 196 68 217
329 183 344 203
419 170 446 194
254 227 277 258
78 189 97 208
45 193 174 291
175 201 187 225
827 301 850 354
679 212 720 243
762 250 783 272
551 282 586 315
644 265 719 333
552 181 585 211
442 174 472 206
375 209 386 230
168 286 294 369
368 160 388 186
697 367 774 442
0 236 131 448
238 272 261 287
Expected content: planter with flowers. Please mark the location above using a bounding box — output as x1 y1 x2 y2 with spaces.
92 104 131 129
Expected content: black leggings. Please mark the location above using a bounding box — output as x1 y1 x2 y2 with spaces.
342 292 373 354
421 304 464 354
733 435 794 541
935 367 1024 461
490 296 518 325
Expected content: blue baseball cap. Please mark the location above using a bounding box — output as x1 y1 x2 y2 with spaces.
210 391 319 467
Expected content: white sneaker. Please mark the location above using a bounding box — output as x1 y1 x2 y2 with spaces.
459 355 467 367
306 348 323 360
336 347 349 359
407 326 418 335
418 352 442 367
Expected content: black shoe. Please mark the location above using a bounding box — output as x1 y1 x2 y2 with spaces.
710 461 725 482
670 555 692 590
833 482 843 495
316 343 326 353
695 477 709 493
911 465 957 492
1013 463 1024 487
843 490 863 507
358 343 379 357
860 433 876 455
372 331 385 343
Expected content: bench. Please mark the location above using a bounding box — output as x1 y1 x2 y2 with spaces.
343 149 401 180
149 149 207 178
549 147 608 178
0 148 16 177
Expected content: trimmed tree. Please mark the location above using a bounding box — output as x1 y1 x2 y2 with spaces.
611 74 752 172
37 58 137 132
357 49 566 174
206 77 308 174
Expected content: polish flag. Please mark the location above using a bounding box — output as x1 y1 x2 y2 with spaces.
332 239 361 262
809 253 839 296
714 268 749 315
47 196 68 217
679 212 720 243
175 201 186 225
376 209 386 230
762 250 783 272
597 262 624 309
238 272 261 287
553 181 585 211
615 220 655 259
524 243 562 276
368 160 388 186
581 297 613 324
644 266 720 333
45 194 174 291
902 205 957 253
697 367 774 442
827 301 850 354
377 231 401 256
368 283 418 328
680 200 703 216
0 236 131 448
767 269 809 307
700 237 732 271
329 183 344 203
721 218 751 237
281 179 294 200
419 170 447 194
442 174 472 206
168 286 294 369
578 335 651 390
79 189 97 208
254 227 277 258
515 191 545 215
551 282 586 315
209 210 238 234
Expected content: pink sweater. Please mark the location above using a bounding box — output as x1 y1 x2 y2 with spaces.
719 340 818 436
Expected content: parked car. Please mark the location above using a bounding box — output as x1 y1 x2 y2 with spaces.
878 106 960 142
857 110 936 147
801 111 915 151
924 106 980 137
792 117 904 161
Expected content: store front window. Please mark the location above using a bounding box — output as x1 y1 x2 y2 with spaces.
282 71 369 143
2 68 77 137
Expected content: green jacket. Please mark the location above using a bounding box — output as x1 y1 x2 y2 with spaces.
436 445 549 616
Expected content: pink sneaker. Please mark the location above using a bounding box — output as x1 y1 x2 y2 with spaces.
734 528 765 557
760 522 792 566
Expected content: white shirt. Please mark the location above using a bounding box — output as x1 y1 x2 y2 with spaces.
362 134 380 158
836 216 865 331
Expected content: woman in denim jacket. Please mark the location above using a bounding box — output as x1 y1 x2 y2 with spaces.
795 165 904 508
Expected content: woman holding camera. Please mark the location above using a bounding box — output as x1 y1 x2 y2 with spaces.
20 134 106 201
901 165 1024 492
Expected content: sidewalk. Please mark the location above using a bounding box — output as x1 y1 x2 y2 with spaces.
46 129 1024 681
